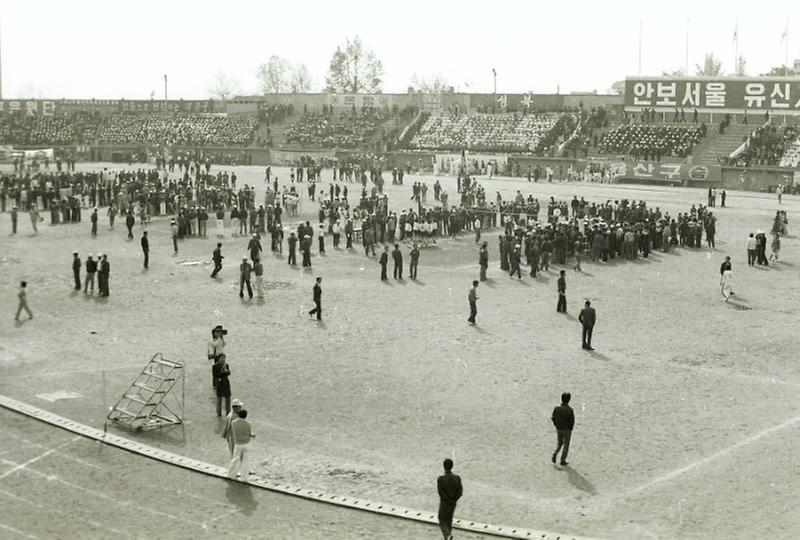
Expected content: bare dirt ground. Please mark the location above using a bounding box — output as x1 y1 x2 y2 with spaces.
1 163 799 539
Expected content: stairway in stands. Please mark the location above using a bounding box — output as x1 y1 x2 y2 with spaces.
692 123 755 166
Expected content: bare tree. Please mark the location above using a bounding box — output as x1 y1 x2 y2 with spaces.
207 69 241 101
409 73 450 93
324 36 384 93
695 53 723 76
255 56 313 94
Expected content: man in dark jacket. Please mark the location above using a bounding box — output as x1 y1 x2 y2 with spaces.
578 300 596 350
141 231 149 269
239 257 253 299
379 246 389 280
437 458 463 540
556 270 567 313
308 277 322 320
287 233 298 266
72 252 81 290
125 210 135 239
211 243 224 278
551 392 575 466
98 254 110 297
479 241 488 281
83 254 97 294
392 243 403 279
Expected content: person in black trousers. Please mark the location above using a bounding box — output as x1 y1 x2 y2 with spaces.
211 243 223 278
556 270 567 312
239 258 253 299
379 246 389 280
392 243 403 279
308 277 322 320
287 233 298 266
141 231 149 269
467 280 479 325
437 458 463 540
125 210 135 239
551 392 575 466
578 300 596 350
213 354 231 416
72 252 81 290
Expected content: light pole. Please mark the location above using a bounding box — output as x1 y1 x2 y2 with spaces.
491 68 497 94
164 74 168 103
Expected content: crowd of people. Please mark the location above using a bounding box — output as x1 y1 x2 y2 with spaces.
96 114 257 146
0 111 98 146
598 123 705 160
408 112 564 153
738 124 799 167
285 111 382 148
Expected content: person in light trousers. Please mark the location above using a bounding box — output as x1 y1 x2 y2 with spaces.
228 409 255 479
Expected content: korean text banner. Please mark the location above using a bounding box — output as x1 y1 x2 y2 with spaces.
624 77 800 114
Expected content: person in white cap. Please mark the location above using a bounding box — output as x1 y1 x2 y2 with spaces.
222 398 245 457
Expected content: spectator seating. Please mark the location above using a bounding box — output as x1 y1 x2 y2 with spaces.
0 112 100 146
408 113 560 152
285 112 380 148
96 114 257 146
599 124 703 160
739 125 798 167
780 136 800 168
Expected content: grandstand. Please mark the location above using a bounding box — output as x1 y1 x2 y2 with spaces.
408 112 564 153
96 114 257 146
598 123 704 160
284 112 382 149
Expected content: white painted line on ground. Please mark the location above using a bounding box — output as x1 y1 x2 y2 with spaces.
0 393 597 540
0 436 79 481
0 486 127 536
5 432 106 472
0 521 38 540
630 413 800 496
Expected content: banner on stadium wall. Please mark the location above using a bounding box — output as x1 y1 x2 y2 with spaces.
0 100 57 116
117 100 217 113
624 77 800 114
270 149 335 164
327 94 394 110
468 94 564 111
622 161 721 184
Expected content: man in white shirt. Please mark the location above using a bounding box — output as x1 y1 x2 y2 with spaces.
746 233 757 266
228 409 255 479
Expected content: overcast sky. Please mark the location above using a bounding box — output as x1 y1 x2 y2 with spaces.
0 0 797 99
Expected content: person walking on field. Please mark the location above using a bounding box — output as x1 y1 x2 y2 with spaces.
253 258 264 299
227 408 255 479
551 392 575 466
479 241 488 281
437 458 463 540
239 258 253 299
578 300 596 350
467 280 479 325
308 277 322 320
222 398 244 457
211 243 224 278
392 243 403 279
15 281 33 321
72 252 81 290
141 231 149 269
721 269 735 301
29 205 40 234
556 270 567 313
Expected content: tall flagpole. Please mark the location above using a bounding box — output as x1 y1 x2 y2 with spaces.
786 19 790 72
734 19 738 76
685 18 689 75
638 20 642 76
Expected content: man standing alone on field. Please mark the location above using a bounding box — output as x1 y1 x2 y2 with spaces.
141 231 149 269
467 280 479 325
578 300 596 350
556 270 567 313
437 458 463 540
551 392 575 466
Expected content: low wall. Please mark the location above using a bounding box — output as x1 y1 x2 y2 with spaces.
720 166 798 192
